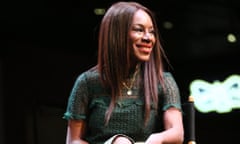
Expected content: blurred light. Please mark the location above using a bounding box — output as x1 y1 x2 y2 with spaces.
163 21 173 30
189 74 240 113
227 33 237 43
94 8 105 15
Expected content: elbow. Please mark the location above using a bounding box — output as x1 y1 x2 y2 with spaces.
177 122 185 144
174 128 184 144
174 135 184 144
178 129 184 144
179 135 184 144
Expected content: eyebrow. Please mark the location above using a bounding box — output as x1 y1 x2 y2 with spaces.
132 24 154 29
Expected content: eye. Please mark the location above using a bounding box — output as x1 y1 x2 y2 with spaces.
132 27 144 33
149 29 155 35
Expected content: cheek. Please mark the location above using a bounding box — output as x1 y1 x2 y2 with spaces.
129 34 139 50
129 37 139 51
129 32 141 42
153 36 156 43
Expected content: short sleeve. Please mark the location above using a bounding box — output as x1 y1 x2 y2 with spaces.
63 73 89 120
162 72 182 111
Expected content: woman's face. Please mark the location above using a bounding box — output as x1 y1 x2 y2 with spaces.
129 9 156 62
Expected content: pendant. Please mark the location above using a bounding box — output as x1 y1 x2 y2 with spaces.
127 90 132 95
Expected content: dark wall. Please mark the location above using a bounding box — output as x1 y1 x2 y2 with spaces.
1 0 240 144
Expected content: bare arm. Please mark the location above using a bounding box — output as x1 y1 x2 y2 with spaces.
145 107 184 144
66 119 89 144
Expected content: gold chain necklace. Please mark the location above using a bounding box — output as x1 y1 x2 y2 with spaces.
122 65 140 96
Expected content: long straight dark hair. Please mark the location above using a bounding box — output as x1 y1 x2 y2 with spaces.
97 1 169 125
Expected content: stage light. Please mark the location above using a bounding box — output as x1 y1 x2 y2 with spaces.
162 21 173 30
189 74 240 113
227 33 237 43
94 8 105 15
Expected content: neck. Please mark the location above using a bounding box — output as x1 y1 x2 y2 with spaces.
129 63 141 76
122 64 140 95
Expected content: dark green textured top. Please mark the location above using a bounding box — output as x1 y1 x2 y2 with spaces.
63 66 182 144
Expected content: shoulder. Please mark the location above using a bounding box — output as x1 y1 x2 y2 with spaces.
163 72 174 79
162 71 178 86
76 66 100 83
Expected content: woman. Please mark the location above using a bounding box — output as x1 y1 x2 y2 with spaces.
63 1 184 144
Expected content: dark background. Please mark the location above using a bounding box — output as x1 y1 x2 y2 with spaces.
1 0 240 144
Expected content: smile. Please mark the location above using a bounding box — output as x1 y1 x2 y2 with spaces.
138 47 152 53
136 44 152 48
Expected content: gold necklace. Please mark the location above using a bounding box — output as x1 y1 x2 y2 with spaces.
122 65 140 96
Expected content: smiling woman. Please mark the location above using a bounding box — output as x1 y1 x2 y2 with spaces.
63 1 184 144
129 9 156 62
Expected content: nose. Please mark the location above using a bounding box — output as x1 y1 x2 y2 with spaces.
142 33 151 42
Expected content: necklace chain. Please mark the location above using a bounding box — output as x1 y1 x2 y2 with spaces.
122 65 140 95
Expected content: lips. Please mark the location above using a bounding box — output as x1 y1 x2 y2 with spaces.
136 44 152 48
136 44 152 53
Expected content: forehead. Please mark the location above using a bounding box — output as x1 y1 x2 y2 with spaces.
132 9 153 26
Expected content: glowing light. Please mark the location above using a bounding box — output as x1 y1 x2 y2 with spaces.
94 8 105 15
227 33 237 43
189 74 240 113
163 21 173 30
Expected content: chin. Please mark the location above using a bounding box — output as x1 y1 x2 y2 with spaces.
138 57 150 62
